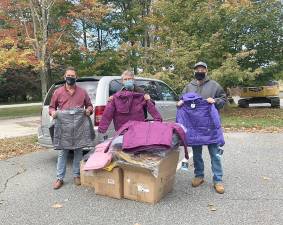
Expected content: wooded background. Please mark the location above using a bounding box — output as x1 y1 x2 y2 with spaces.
0 0 282 102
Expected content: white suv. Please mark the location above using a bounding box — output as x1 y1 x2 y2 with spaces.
37 76 179 148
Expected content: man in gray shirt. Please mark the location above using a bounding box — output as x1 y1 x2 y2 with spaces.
178 61 227 194
180 62 226 109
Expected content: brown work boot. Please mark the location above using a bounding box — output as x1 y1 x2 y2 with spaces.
53 179 64 190
214 183 224 194
191 177 204 187
74 177 81 186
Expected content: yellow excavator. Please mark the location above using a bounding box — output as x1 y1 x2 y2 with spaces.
237 81 280 108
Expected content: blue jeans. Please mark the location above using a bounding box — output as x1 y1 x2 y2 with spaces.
56 149 83 180
192 143 223 184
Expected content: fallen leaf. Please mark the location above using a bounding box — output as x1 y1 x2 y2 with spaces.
52 203 63 208
209 207 217 211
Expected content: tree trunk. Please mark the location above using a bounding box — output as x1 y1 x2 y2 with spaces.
82 20 88 49
40 63 48 100
46 58 52 89
97 27 101 51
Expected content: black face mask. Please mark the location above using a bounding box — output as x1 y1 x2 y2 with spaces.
194 72 206 81
65 77 76 86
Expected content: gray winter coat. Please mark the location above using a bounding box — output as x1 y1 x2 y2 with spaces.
182 76 227 110
51 108 95 150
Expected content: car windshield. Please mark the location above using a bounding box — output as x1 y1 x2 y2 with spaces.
44 81 98 106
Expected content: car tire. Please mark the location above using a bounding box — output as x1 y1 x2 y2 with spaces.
238 99 249 108
270 97 280 108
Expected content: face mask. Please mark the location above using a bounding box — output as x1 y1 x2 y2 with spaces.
65 77 76 86
124 80 134 90
194 72 206 81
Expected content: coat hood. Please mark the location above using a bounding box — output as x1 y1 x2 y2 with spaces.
181 92 203 102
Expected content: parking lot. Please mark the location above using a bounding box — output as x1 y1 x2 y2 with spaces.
1 132 282 225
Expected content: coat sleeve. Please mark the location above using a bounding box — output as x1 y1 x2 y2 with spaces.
103 121 132 153
173 123 189 159
146 100 163 121
84 91 94 114
214 84 227 110
98 100 115 133
49 90 59 116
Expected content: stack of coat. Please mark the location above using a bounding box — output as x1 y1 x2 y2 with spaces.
105 120 189 159
83 120 189 177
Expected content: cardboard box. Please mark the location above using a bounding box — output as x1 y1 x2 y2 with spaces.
122 151 179 204
80 161 123 199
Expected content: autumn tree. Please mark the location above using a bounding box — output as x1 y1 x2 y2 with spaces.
138 0 283 92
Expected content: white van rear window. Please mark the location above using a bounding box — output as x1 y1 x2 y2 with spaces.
44 81 98 106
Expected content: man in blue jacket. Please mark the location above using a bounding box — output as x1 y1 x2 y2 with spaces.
178 61 227 194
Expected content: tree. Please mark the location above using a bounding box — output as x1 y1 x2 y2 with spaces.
137 0 283 92
1 0 110 99
103 0 154 73
68 0 110 51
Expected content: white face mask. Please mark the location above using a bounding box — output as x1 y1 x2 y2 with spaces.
124 80 134 90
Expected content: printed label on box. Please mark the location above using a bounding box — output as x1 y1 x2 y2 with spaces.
137 184 150 193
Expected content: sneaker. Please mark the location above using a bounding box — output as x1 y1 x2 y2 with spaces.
74 177 81 186
191 177 204 187
53 179 64 190
214 183 224 194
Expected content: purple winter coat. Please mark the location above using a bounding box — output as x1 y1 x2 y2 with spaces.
176 92 225 147
98 91 162 133
109 120 189 159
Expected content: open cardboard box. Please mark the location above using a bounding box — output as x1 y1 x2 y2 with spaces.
121 150 179 204
80 161 123 199
80 150 179 204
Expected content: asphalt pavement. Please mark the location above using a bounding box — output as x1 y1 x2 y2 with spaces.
0 132 282 225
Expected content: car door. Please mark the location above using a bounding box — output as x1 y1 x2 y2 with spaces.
155 81 179 122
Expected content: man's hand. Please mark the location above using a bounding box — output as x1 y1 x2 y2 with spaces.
108 95 114 102
144 94 151 101
177 100 184 107
207 97 215 104
85 108 92 116
51 111 57 119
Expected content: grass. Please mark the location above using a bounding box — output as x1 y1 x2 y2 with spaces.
0 105 41 119
0 101 41 106
0 135 45 160
0 104 282 160
221 104 283 131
